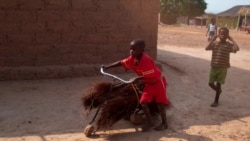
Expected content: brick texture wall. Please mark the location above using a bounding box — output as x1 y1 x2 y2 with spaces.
0 0 159 80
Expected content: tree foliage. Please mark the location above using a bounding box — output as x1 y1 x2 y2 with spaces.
183 0 207 17
160 0 184 18
160 0 207 18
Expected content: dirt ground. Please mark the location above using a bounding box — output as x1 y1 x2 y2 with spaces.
1 25 250 141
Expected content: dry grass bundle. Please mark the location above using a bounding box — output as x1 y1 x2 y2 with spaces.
81 82 128 112
81 82 112 111
96 94 139 129
81 80 158 130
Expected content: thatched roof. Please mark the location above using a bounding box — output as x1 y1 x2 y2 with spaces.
217 5 250 17
238 7 250 16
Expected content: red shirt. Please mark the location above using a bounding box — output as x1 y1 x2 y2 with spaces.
120 53 169 105
120 53 162 83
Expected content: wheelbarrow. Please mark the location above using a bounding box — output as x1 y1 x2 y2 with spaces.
81 67 158 137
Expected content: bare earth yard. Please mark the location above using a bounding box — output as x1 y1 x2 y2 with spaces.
0 25 250 141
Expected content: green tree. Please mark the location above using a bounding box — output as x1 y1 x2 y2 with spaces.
182 0 207 24
160 0 207 24
160 0 184 24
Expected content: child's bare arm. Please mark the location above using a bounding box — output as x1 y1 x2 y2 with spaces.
205 35 217 50
228 36 240 53
205 26 209 36
103 61 121 70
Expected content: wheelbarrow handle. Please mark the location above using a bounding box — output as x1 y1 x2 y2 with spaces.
100 66 143 84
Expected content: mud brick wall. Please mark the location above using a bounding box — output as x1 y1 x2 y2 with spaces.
0 0 159 80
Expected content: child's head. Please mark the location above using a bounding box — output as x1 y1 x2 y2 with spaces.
130 39 145 58
218 27 229 41
211 18 216 24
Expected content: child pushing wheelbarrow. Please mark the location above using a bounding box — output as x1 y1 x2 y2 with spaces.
81 39 170 137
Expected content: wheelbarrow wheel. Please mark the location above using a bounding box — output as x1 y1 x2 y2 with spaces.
83 124 95 137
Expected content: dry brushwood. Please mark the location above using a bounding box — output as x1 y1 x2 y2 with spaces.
81 82 112 111
81 80 158 130
81 82 127 111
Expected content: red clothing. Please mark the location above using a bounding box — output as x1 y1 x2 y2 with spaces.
120 53 169 105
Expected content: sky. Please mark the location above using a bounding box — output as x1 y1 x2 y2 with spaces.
205 0 250 14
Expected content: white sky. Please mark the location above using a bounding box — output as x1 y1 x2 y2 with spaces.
205 0 250 14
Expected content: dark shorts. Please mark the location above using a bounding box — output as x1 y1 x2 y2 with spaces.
209 31 215 36
208 31 215 42
209 67 227 84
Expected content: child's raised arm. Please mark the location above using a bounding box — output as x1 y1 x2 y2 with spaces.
228 36 240 53
102 61 121 70
205 35 217 50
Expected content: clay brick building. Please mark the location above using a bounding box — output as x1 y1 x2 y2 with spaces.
0 0 159 80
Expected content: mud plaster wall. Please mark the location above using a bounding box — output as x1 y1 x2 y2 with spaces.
0 0 159 80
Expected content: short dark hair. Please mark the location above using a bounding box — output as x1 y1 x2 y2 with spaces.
219 27 229 36
130 39 145 49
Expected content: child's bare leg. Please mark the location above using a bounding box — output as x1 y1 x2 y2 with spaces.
216 82 222 93
141 103 154 132
211 83 222 107
154 103 168 131
209 83 217 91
